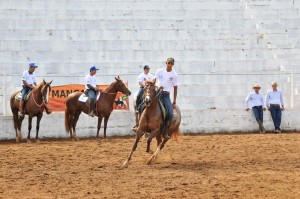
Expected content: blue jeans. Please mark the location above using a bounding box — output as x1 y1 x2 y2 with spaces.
21 85 30 101
270 105 282 130
161 93 173 121
252 106 263 122
136 87 144 109
87 89 96 101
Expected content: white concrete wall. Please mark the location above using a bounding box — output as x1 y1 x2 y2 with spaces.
1 0 300 139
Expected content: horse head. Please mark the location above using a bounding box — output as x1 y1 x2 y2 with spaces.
114 76 131 96
143 78 157 106
40 79 53 103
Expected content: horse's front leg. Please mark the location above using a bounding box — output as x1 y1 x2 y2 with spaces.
121 129 143 169
27 115 33 143
103 115 110 140
96 115 103 140
35 113 43 143
16 113 25 143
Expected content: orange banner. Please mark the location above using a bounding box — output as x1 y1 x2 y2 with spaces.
48 84 129 112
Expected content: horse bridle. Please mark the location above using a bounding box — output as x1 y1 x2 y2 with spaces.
32 84 51 108
144 84 162 106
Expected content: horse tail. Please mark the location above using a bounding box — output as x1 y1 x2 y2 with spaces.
171 126 181 142
64 105 70 133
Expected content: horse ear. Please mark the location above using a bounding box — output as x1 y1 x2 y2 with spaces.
115 76 121 81
153 78 156 84
115 77 119 81
49 80 53 85
43 79 46 84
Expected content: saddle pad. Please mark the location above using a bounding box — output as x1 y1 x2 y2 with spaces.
158 100 167 121
15 91 32 101
78 92 101 103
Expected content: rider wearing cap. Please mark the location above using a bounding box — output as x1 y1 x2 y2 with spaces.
136 65 153 113
155 58 178 139
84 66 100 117
19 63 52 117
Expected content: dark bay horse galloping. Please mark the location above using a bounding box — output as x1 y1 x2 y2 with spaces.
10 80 53 143
122 79 181 168
64 76 131 141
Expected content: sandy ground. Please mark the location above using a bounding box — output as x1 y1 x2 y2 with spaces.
0 133 299 199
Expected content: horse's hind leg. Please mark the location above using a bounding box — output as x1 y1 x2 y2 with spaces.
27 115 33 143
72 111 81 141
12 111 21 143
147 132 169 165
35 113 43 143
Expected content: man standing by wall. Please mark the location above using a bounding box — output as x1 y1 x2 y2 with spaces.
245 83 266 133
266 81 285 133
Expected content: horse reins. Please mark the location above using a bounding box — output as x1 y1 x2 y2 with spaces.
145 86 163 106
32 86 49 108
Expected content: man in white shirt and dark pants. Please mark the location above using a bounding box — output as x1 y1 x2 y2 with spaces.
245 83 266 133
84 66 100 117
266 81 284 133
136 65 153 113
155 57 178 139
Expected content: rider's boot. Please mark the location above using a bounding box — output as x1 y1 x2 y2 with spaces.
18 101 25 117
162 120 171 139
88 100 95 117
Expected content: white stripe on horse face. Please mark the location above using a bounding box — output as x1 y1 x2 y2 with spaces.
46 86 49 103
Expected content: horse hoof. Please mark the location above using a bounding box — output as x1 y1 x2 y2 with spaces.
36 139 41 143
146 159 153 165
16 137 20 143
146 150 154 154
27 139 32 143
121 161 129 169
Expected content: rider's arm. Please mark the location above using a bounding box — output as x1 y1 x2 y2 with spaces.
23 80 34 89
173 86 177 104
87 84 97 91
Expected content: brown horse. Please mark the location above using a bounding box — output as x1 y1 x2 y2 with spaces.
64 76 131 141
122 79 181 168
10 80 53 143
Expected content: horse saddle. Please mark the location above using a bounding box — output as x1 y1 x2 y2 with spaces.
78 92 101 103
158 99 168 121
15 90 32 101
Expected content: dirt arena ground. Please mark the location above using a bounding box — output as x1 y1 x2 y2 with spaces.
0 133 299 199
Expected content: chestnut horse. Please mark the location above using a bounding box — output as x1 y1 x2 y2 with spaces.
64 76 131 141
10 80 52 143
122 79 181 168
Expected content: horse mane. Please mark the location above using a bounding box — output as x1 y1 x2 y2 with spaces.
34 82 45 91
104 81 117 92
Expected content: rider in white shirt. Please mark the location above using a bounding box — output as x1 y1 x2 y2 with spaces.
136 65 153 113
19 63 52 117
155 58 178 139
84 66 100 117
245 83 266 133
